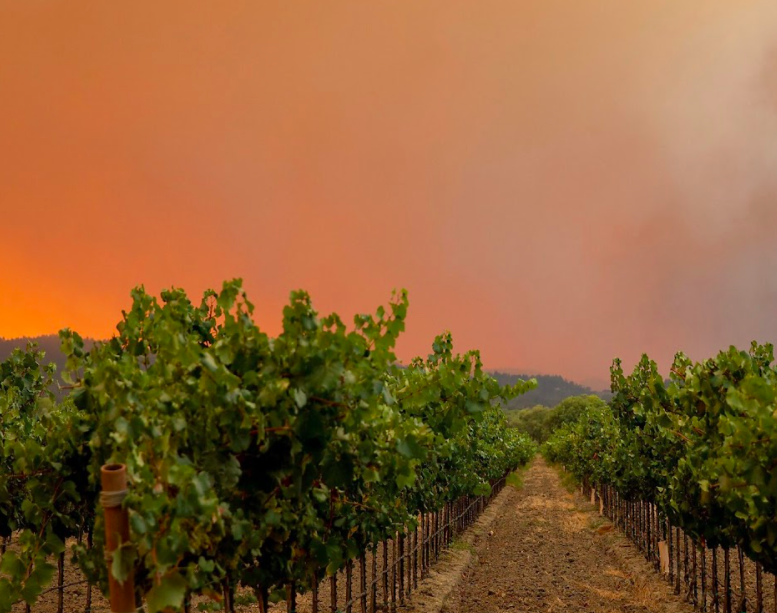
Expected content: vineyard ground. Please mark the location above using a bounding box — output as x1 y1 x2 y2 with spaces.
399 467 525 613
439 458 694 613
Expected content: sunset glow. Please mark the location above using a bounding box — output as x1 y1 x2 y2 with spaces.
2 1 776 387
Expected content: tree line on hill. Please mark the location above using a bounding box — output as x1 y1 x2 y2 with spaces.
489 371 611 410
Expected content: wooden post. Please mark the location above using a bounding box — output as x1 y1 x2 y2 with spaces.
312 573 319 613
659 540 669 575
736 548 746 613
359 552 367 613
413 523 418 589
701 542 707 612
420 514 425 575
330 574 337 613
646 503 652 562
391 538 397 613
86 526 94 613
222 579 232 613
286 583 297 613
382 541 388 612
101 463 135 613
370 546 377 613
346 559 353 613
398 532 404 604
675 528 682 595
692 541 698 606
712 547 719 613
435 511 440 560
57 551 65 613
723 548 731 613
668 522 674 585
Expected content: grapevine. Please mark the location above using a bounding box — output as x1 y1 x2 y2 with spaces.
543 342 777 573
0 280 536 612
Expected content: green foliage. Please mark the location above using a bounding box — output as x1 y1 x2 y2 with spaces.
0 281 536 612
509 395 605 444
505 405 546 438
0 344 94 610
542 342 777 574
0 336 97 398
541 401 618 487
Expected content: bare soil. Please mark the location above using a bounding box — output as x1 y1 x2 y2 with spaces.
440 459 696 613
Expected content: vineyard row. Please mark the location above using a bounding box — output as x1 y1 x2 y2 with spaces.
4 476 509 613
544 342 777 612
0 280 536 613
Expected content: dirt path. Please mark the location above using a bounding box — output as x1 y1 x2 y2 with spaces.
442 459 694 613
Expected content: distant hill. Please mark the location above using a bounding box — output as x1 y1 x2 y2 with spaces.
489 371 612 410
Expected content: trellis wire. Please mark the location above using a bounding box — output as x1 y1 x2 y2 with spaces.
314 475 508 613
592 482 777 613
8 474 510 613
6 525 96 613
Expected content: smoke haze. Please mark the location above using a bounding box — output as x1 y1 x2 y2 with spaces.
1 0 776 387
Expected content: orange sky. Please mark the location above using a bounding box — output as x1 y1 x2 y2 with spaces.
2 1 776 387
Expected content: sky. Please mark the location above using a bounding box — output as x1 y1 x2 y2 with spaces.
1 1 776 388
